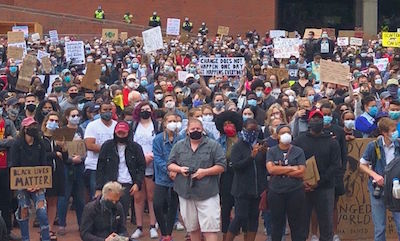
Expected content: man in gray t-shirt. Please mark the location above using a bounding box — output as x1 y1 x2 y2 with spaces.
168 118 226 241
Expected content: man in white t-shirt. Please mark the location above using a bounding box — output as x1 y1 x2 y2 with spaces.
84 102 117 199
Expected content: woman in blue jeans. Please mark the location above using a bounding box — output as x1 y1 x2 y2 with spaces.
10 117 50 241
57 107 86 235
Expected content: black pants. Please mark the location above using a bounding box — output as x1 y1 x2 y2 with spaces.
120 183 133 220
220 170 235 233
228 196 260 235
268 188 306 241
0 169 11 235
304 188 334 241
153 184 178 236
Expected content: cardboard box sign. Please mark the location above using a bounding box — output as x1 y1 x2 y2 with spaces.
303 156 320 186
320 59 350 86
81 63 102 90
8 31 25 43
53 127 75 141
10 166 52 190
66 140 86 158
7 46 24 60
102 28 119 41
266 68 289 84
120 32 128 41
303 28 322 39
217 26 230 36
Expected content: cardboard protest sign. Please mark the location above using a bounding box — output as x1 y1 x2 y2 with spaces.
142 26 164 53
120 32 128 41
382 32 400 48
349 37 363 46
273 38 301 58
303 156 320 186
81 63 101 90
53 127 75 141
10 166 53 190
102 28 119 41
269 30 287 39
41 56 52 73
166 18 181 36
65 41 85 65
7 46 24 61
7 31 25 43
303 28 322 39
217 26 230 36
37 50 50 62
266 68 289 84
322 28 336 39
374 58 389 72
12 26 29 38
66 140 86 158
337 37 349 46
31 33 40 42
199 57 245 76
320 59 350 86
178 71 189 82
337 138 397 239
10 166 52 190
16 54 37 92
288 32 297 38
49 30 59 44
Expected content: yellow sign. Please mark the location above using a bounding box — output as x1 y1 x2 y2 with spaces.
382 32 400 47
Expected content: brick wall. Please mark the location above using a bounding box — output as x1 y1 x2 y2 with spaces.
0 0 276 37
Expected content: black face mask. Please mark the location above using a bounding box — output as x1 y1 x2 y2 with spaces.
26 104 36 113
69 93 78 99
102 199 117 212
115 136 129 143
140 111 151 120
309 118 324 134
189 130 202 140
26 128 39 138
42 110 49 116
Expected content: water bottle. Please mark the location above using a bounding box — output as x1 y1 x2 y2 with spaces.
392 178 400 199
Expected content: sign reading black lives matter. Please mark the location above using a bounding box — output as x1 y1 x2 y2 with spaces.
199 57 245 76
10 166 52 190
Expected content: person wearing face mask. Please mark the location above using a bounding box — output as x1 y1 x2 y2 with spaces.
130 102 162 239
355 95 378 137
4 97 23 130
387 79 399 100
6 63 18 92
153 113 181 241
85 102 117 200
51 79 65 103
10 117 49 241
96 121 145 223
252 79 276 111
212 93 225 115
287 56 299 83
224 118 267 241
265 124 306 241
163 94 186 120
290 98 312 138
60 85 79 113
41 112 68 240
247 92 266 126
214 111 242 240
359 118 400 241
293 110 340 241
24 93 38 118
122 74 139 106
318 32 334 60
372 75 385 97
341 110 362 141
80 182 129 241
388 100 400 133
35 100 58 126
168 118 226 241
291 68 312 96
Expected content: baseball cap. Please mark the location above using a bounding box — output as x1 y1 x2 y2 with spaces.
308 109 324 120
115 121 130 133
6 97 18 106
88 104 100 113
387 79 399 86
186 73 195 81
380 91 391 100
21 117 38 127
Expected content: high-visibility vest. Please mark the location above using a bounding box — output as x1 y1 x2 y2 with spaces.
95 10 104 19
183 21 192 27
150 16 160 22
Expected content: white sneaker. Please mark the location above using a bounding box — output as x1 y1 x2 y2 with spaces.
131 228 143 239
311 235 319 241
174 221 185 231
333 234 341 241
150 227 158 239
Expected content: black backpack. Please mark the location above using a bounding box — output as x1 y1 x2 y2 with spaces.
384 156 400 212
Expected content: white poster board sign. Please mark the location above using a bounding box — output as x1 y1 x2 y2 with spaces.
38 75 60 94
31 33 40 42
166 18 181 36
269 30 286 39
374 58 389 72
273 38 301 58
349 37 363 46
37 50 50 62
337 37 349 46
142 26 164 53
12 26 29 38
65 41 85 65
49 30 59 44
178 71 188 82
199 57 245 76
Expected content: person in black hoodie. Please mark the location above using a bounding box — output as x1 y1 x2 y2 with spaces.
225 118 267 241
96 121 146 220
292 109 340 241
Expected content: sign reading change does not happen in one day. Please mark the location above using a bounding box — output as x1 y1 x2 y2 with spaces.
199 57 245 76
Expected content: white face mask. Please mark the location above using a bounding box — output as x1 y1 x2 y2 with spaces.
165 101 175 109
202 114 213 122
155 93 164 101
197 117 203 122
166 122 177 132
279 133 292 144
176 121 182 130
127 81 136 89
344 120 355 130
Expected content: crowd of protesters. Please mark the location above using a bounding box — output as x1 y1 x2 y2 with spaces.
0 21 400 241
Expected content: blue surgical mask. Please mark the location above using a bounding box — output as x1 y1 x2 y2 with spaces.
256 91 263 98
389 111 400 120
46 121 59 131
307 95 314 103
391 130 399 142
323 115 333 125
247 99 257 107
140 79 148 86
375 78 382 85
368 106 378 117
64 76 71 83
193 99 203 108
306 66 312 73
289 59 296 65
106 63 112 68
131 62 139 70
10 66 17 73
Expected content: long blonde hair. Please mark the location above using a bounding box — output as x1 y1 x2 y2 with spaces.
265 103 287 126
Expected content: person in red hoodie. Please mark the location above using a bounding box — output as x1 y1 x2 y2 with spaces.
175 50 191 68
122 74 138 107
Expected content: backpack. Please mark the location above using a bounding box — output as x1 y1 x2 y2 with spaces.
384 156 400 212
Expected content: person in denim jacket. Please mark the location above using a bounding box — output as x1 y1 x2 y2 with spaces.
153 112 180 241
360 117 400 241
